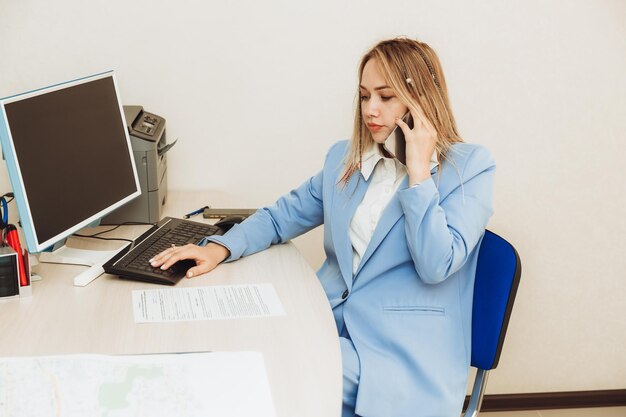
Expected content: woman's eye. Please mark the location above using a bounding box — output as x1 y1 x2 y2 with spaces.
381 96 393 101
360 95 369 101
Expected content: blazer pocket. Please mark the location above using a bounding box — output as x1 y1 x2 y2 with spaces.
382 306 445 316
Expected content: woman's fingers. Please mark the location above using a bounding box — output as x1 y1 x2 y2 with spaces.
148 246 176 266
397 106 434 144
149 244 193 269
156 246 194 271
395 114 412 135
148 243 229 279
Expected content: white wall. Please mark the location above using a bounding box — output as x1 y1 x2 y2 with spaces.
1 0 625 394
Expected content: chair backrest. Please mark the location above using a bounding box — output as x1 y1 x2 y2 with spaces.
471 230 521 370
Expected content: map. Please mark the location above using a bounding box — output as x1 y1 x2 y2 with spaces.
0 351 276 417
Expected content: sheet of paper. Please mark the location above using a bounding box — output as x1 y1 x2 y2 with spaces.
0 351 277 417
132 283 286 323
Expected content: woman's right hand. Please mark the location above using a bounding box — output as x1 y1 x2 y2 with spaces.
395 103 438 186
149 242 230 278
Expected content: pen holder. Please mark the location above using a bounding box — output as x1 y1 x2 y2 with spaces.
0 247 21 299
0 247 32 299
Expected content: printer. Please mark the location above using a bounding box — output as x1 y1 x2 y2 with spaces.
102 105 172 224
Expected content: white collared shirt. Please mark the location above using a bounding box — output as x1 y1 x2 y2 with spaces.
348 145 438 275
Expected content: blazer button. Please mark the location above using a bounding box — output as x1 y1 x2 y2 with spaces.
342 289 349 299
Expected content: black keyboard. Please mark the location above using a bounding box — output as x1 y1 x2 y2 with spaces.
103 217 223 285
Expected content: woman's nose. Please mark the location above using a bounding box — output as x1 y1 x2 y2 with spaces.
364 98 380 117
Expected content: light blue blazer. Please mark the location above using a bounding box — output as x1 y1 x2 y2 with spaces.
208 140 495 417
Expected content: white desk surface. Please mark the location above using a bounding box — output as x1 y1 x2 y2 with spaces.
0 190 342 417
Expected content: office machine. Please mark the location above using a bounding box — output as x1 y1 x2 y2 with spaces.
101 105 171 224
0 71 141 283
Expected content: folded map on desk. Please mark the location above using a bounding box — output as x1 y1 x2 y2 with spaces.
0 351 277 417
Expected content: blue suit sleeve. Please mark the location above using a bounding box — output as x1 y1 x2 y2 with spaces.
398 145 495 284
203 168 325 262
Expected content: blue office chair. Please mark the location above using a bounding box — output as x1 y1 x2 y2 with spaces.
463 230 522 417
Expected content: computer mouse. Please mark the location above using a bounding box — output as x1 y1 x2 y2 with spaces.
214 215 246 232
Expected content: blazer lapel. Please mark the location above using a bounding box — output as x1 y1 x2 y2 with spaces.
330 172 369 290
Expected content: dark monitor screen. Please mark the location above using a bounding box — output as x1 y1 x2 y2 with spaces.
0 72 140 252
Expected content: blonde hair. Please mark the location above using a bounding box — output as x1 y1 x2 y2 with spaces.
340 37 463 184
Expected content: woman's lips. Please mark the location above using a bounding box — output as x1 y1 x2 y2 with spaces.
367 123 383 132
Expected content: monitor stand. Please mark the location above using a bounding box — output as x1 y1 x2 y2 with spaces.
37 242 130 287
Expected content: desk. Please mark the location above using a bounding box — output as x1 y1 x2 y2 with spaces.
0 191 342 417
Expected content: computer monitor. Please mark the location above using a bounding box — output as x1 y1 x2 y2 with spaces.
0 71 141 281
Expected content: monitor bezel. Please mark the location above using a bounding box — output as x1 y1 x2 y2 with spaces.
0 71 142 253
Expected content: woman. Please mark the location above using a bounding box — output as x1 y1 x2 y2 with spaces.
151 37 495 417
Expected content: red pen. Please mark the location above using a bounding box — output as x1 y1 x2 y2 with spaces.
6 224 28 287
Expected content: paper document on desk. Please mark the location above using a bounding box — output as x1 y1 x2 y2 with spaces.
132 283 286 323
0 351 277 417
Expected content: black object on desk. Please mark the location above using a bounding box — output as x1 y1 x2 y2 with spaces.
214 216 246 232
103 217 223 285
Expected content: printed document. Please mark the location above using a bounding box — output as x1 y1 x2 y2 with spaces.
132 283 286 323
0 351 277 417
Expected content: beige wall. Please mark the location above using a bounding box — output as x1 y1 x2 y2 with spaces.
1 0 624 393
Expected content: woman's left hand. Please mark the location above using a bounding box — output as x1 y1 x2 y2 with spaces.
395 103 438 186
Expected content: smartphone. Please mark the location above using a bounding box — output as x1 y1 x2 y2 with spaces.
383 112 413 165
